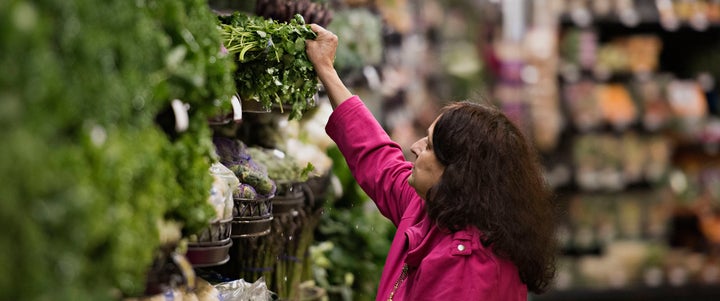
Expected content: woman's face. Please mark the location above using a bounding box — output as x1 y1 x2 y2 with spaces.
408 117 445 199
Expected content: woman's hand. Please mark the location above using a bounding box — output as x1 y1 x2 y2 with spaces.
305 24 338 76
305 24 352 108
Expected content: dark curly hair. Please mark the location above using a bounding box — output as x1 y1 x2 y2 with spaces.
425 101 557 294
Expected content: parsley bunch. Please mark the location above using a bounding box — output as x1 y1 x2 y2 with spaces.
219 13 319 120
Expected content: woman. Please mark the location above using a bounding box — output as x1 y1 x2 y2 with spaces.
306 24 557 301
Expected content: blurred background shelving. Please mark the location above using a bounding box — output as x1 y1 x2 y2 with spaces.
279 0 720 300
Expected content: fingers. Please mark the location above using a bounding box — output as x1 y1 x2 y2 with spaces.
309 23 336 42
309 23 321 32
309 23 325 34
305 23 338 68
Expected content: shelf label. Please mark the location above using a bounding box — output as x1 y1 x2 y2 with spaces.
171 99 189 132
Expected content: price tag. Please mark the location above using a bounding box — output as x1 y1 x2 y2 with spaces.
171 99 189 132
231 94 242 121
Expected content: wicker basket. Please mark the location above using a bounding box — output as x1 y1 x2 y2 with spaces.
186 239 233 267
233 195 273 220
188 218 233 246
273 181 305 215
231 195 274 238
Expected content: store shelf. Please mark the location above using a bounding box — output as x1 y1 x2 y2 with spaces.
532 284 720 301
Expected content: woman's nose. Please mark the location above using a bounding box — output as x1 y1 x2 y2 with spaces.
410 138 426 157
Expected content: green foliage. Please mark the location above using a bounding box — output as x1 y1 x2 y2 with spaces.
0 0 234 300
312 147 394 301
151 0 236 115
219 13 319 120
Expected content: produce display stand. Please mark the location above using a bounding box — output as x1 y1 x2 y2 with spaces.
201 5 329 300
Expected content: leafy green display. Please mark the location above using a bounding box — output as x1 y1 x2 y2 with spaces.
0 0 235 300
219 12 319 120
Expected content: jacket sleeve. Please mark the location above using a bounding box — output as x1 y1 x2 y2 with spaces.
325 96 417 225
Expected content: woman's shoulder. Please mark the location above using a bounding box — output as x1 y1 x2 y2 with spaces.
416 228 504 289
446 227 495 259
427 227 515 270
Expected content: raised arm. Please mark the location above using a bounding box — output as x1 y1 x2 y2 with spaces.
305 24 418 224
305 24 352 108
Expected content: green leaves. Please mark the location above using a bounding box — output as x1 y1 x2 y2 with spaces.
0 0 235 299
294 37 305 52
219 13 319 120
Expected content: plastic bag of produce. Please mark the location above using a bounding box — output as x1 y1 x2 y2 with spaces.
245 147 314 183
210 162 240 220
234 183 258 199
214 277 272 301
231 164 276 197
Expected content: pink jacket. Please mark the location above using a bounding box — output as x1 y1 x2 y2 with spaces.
326 96 528 301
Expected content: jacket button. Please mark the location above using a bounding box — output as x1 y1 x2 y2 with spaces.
457 244 465 251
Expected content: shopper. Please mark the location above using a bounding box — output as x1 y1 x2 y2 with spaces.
306 24 558 301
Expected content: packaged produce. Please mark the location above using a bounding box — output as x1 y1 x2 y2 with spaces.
597 83 637 130
213 137 277 197
626 35 662 74
620 132 645 184
214 277 272 301
246 147 314 183
563 79 602 131
636 77 673 131
234 183 258 200
560 28 597 71
209 162 240 221
230 164 277 196
667 80 708 120
213 136 252 167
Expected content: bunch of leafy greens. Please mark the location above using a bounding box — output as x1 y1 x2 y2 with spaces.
0 0 234 300
219 12 319 120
